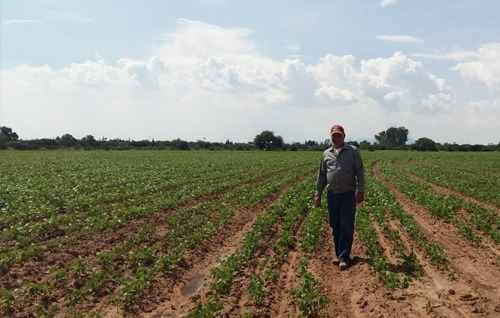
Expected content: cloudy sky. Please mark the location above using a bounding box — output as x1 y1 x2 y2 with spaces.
1 0 499 144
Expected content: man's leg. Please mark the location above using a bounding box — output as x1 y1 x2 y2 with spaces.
327 191 340 259
337 191 356 264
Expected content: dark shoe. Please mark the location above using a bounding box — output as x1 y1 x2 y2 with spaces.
333 258 340 266
339 261 349 271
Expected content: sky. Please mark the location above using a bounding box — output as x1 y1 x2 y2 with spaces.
1 0 499 145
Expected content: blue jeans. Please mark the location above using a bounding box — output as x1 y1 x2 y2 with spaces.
327 190 356 263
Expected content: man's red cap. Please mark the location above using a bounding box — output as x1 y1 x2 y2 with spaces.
330 124 345 136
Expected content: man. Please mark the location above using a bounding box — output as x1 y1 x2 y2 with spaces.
315 124 365 270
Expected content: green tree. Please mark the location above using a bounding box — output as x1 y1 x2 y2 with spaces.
0 126 19 141
57 134 79 148
304 140 317 146
359 140 371 150
412 137 438 151
375 127 408 148
80 135 98 149
0 126 19 149
171 138 190 150
349 140 360 148
254 130 284 150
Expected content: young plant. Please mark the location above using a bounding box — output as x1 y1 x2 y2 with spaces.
292 258 329 316
0 288 16 315
248 274 267 305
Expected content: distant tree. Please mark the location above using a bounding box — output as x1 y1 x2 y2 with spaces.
412 137 438 151
193 139 211 150
81 135 99 149
0 126 19 141
459 144 472 152
57 134 79 148
171 138 190 150
375 126 408 148
223 139 234 150
442 142 460 152
35 138 59 149
470 144 486 151
305 140 318 146
320 139 331 148
349 140 360 148
107 138 129 150
130 139 152 148
359 140 371 150
289 142 301 151
254 130 284 150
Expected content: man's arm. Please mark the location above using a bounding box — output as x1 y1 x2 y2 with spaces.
354 148 365 204
315 155 327 207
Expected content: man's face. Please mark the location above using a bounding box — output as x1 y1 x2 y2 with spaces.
331 133 345 147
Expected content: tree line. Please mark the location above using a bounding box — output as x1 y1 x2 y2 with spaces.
0 126 498 151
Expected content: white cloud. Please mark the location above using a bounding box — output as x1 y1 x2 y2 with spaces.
311 54 359 104
359 52 454 113
3 19 42 24
414 43 500 93
307 52 453 113
158 19 258 66
117 56 169 89
380 0 399 8
450 43 500 92
413 49 477 61
466 98 500 128
376 35 424 43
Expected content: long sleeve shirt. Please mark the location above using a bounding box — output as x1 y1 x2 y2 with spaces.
315 144 365 196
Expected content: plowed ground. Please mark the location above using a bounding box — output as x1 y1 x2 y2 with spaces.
1 163 499 317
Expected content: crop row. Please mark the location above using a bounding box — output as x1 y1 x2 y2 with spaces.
190 176 328 317
376 158 499 244
385 151 499 206
357 157 432 290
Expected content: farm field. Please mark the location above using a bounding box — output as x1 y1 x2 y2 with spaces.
0 150 499 317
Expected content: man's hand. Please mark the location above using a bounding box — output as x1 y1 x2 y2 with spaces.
356 192 365 205
314 195 321 207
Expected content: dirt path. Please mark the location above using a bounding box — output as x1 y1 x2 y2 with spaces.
309 223 369 317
